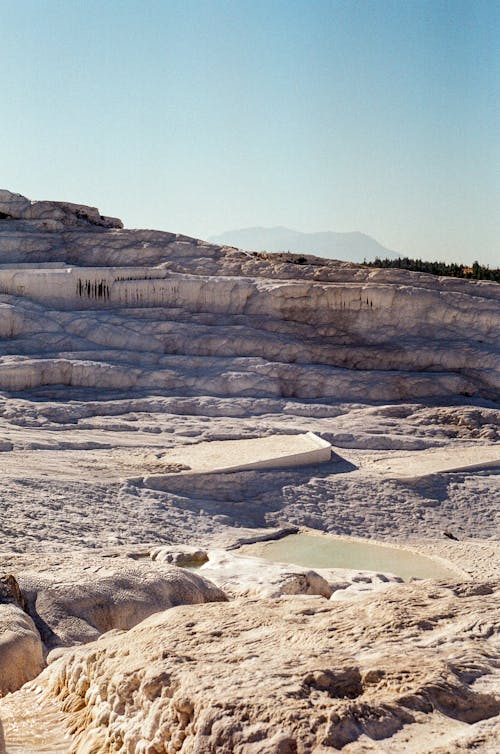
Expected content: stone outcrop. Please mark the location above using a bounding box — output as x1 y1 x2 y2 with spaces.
0 602 44 694
150 545 210 568
0 574 26 610
191 549 335 598
0 575 44 694
16 556 227 649
0 556 227 697
0 189 122 229
36 580 500 753
0 188 498 401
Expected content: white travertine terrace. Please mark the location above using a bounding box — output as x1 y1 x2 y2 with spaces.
156 431 332 473
0 188 498 401
0 190 499 753
369 444 500 479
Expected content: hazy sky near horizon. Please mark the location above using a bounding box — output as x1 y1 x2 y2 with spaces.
1 0 498 265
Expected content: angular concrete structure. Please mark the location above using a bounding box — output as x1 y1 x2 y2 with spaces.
159 432 332 473
370 445 500 480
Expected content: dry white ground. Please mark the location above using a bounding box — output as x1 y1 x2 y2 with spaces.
0 191 498 753
0 392 498 752
0 392 498 563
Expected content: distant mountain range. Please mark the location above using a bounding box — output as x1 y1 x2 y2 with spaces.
208 226 400 263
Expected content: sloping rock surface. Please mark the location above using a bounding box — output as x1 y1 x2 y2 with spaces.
0 189 498 401
15 556 227 649
40 580 500 753
0 603 44 694
187 549 335 598
0 574 44 693
0 189 122 229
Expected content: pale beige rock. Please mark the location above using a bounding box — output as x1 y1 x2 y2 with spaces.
29 580 500 754
0 189 31 218
0 603 44 694
0 188 498 401
0 684 71 752
156 432 332 473
197 549 334 598
0 188 122 228
0 574 44 694
16 556 227 648
150 545 209 567
368 444 500 479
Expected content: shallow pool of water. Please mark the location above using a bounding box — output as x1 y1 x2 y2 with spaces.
248 534 459 581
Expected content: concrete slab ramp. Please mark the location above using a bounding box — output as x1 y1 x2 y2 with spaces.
158 432 332 473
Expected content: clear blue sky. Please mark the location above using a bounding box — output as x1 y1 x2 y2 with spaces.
1 0 498 264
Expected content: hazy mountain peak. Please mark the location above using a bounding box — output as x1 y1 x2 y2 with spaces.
208 226 398 263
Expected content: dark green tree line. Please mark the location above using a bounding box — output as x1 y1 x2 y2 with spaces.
364 256 499 282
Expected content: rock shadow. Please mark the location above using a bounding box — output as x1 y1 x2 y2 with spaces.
400 474 454 504
140 460 355 529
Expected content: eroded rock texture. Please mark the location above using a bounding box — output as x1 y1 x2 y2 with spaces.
41 581 500 753
0 575 44 694
0 190 498 752
0 189 498 401
16 556 227 649
0 555 227 697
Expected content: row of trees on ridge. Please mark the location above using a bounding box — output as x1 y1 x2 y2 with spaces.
363 257 499 282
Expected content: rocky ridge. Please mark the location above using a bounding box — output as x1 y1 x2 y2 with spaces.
0 190 498 752
0 189 498 401
0 548 498 753
10 579 500 754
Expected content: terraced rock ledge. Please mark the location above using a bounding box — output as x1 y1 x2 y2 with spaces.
0 189 498 752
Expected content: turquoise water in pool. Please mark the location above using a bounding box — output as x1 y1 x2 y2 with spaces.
249 534 459 581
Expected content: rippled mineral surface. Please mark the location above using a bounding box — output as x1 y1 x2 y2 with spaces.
0 189 498 753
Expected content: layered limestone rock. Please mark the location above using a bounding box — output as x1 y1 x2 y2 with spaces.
15 556 227 649
0 555 227 696
32 580 500 753
0 190 498 751
0 188 498 401
0 575 44 694
0 189 122 229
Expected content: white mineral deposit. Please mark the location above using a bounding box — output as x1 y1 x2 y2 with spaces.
0 190 498 753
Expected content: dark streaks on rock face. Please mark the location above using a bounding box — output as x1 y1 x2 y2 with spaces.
76 279 111 299
0 187 499 400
